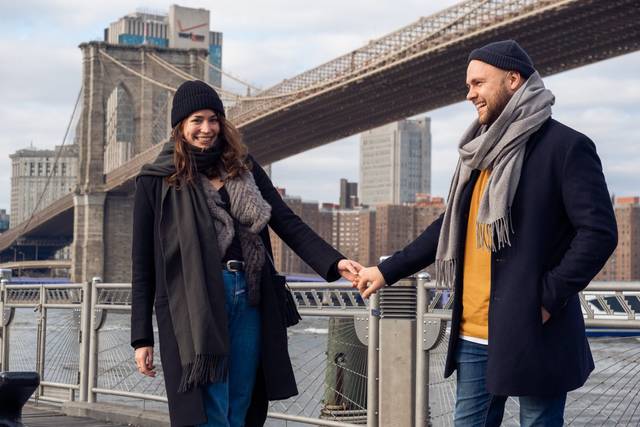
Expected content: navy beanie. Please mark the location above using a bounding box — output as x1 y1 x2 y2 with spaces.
171 80 225 128
468 40 535 78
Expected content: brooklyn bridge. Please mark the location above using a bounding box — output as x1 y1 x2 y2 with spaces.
0 0 639 284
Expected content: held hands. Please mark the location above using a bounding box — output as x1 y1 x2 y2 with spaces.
337 259 364 281
354 266 386 299
135 346 156 377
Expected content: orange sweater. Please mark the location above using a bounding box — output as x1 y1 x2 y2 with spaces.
460 169 492 341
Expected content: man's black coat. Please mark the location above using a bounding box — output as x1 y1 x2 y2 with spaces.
379 118 617 396
131 159 343 426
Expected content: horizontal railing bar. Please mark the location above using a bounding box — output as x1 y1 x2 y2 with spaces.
41 380 80 390
94 304 132 311
94 283 134 289
3 284 83 290
42 304 82 309
298 308 366 317
91 387 168 403
267 412 360 427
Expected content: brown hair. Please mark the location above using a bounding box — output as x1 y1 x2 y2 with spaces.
167 114 251 187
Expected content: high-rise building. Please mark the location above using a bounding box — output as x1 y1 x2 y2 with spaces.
104 5 223 87
360 118 431 206
339 178 358 209
269 189 324 275
0 209 9 233
330 208 376 267
595 197 640 281
10 145 79 227
373 197 445 276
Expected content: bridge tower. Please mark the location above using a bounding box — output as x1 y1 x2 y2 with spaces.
72 42 207 282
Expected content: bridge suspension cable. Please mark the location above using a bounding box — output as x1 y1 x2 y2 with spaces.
98 50 177 92
146 53 243 100
20 86 83 235
198 58 262 93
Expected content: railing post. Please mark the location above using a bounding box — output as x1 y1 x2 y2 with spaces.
367 292 380 427
0 279 6 372
78 278 93 402
35 284 47 400
415 272 430 426
87 276 101 403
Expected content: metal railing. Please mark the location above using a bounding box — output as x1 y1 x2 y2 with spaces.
1 277 640 426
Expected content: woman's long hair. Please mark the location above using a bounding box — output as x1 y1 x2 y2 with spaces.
167 115 250 187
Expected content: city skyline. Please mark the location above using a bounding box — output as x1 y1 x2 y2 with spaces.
1 0 639 212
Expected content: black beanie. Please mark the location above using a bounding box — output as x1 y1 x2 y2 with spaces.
468 40 535 78
171 80 225 128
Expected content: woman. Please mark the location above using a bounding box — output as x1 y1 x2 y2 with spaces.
130 80 361 427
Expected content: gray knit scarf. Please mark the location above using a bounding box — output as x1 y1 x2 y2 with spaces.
435 72 555 288
200 170 271 305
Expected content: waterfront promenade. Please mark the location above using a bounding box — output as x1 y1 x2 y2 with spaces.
4 279 639 426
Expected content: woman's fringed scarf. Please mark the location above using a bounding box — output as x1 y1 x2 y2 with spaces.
435 72 555 288
138 141 230 393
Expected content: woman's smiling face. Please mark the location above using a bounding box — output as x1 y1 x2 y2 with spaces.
181 109 220 149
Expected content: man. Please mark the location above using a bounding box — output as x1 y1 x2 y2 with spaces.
355 40 617 426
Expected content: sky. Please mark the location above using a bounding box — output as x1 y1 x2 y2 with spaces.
0 0 638 212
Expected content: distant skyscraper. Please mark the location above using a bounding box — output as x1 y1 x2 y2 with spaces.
10 145 78 227
104 5 223 87
339 178 358 209
359 118 431 206
0 209 9 233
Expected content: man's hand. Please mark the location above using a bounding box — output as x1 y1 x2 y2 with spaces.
135 346 156 377
541 306 551 324
354 266 386 299
337 259 363 281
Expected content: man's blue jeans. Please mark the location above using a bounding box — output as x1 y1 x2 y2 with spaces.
199 270 261 427
454 339 566 427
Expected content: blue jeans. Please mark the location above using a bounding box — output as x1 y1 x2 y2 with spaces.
199 270 261 427
454 339 566 427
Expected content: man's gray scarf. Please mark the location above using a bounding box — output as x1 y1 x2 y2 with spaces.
200 171 271 305
435 72 555 288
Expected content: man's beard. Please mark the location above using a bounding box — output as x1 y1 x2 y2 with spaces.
483 86 512 126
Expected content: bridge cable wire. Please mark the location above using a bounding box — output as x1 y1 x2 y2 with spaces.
197 58 262 93
20 87 83 236
146 53 243 100
98 50 177 92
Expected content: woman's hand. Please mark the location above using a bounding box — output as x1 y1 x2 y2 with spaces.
337 259 363 281
135 346 156 377
354 266 386 299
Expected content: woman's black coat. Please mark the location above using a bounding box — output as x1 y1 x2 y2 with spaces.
130 158 343 426
378 118 618 396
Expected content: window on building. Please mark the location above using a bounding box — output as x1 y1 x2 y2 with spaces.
29 162 35 176
37 162 42 176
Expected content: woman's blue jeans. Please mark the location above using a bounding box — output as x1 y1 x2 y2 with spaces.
454 339 566 427
199 270 261 427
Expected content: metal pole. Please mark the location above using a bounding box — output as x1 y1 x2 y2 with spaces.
79 279 93 401
0 279 6 371
36 284 47 400
415 273 430 426
87 277 101 403
367 293 379 427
